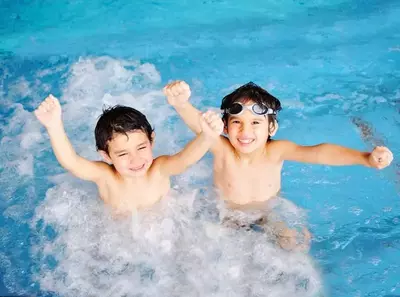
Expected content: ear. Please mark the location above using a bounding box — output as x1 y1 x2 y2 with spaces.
150 131 156 147
223 120 228 135
269 120 279 137
99 150 112 164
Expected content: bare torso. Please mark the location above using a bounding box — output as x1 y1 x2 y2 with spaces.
214 139 283 209
97 162 171 214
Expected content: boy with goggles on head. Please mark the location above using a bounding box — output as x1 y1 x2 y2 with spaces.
165 80 394 252
224 102 277 116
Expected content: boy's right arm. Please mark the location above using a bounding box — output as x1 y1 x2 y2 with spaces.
164 81 227 154
34 95 110 182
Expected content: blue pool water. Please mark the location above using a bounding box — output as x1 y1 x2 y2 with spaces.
1 0 399 296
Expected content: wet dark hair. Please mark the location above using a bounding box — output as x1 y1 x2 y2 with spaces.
95 105 154 154
220 82 282 127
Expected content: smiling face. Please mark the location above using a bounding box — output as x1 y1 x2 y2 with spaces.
101 130 154 177
225 101 277 155
219 83 282 154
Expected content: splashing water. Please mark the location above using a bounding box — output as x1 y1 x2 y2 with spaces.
1 56 323 296
31 183 322 297
2 1 399 294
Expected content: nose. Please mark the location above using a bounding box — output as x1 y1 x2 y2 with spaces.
239 122 252 134
129 155 143 166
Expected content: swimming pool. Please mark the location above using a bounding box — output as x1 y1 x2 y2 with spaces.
1 0 399 296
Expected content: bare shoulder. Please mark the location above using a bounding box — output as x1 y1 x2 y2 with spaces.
152 155 168 167
90 162 119 203
93 160 115 172
149 155 188 179
269 139 296 149
219 135 231 147
92 161 119 181
149 156 170 174
266 139 297 160
212 135 232 155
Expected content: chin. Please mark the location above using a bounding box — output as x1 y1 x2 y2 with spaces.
125 169 147 177
234 142 265 154
131 162 153 176
233 145 256 154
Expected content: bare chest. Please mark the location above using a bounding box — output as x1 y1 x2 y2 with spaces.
214 159 282 204
99 175 170 212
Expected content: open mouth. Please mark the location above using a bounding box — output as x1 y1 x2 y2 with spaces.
130 164 146 171
237 138 255 145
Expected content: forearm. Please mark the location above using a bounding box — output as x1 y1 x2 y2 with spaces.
46 124 82 171
177 133 213 166
312 143 370 166
174 102 203 134
167 133 214 175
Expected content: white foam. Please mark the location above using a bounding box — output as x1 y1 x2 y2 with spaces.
31 184 323 297
8 77 32 98
2 56 322 296
0 104 43 177
314 93 342 103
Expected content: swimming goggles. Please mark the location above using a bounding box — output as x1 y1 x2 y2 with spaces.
224 102 276 116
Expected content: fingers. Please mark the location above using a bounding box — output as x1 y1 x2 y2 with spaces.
163 80 190 97
202 110 223 132
388 150 394 163
203 110 221 123
372 146 394 169
375 147 393 160
35 94 59 113
163 85 172 97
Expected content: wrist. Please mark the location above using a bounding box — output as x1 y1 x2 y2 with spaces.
173 101 190 110
46 121 64 134
200 131 218 143
362 152 372 167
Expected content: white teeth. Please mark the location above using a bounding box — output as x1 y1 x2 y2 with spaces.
238 139 253 144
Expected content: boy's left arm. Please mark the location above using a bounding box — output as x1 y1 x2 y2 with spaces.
277 140 393 169
157 111 224 176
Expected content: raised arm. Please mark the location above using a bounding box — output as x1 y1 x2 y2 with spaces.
158 110 224 176
34 95 110 182
277 140 393 169
164 80 203 134
164 80 228 155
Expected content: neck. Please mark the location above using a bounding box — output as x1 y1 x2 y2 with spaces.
234 145 267 164
117 171 147 184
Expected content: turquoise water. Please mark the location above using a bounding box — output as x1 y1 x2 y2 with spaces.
1 0 399 296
